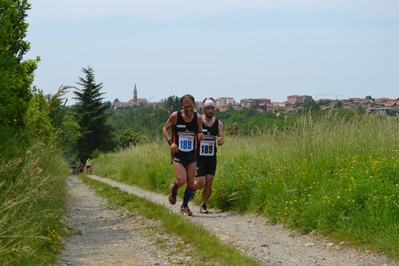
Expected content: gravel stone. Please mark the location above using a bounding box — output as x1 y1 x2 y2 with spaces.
57 175 399 266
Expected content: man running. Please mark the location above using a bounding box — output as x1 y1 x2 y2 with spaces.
195 97 224 214
162 94 204 216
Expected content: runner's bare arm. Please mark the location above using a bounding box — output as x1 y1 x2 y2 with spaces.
216 120 224 145
162 111 177 141
197 114 204 141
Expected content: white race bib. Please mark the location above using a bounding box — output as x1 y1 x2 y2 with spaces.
199 140 215 156
178 135 194 152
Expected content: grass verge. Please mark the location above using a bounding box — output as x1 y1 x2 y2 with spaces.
0 140 69 265
93 113 399 261
80 175 263 266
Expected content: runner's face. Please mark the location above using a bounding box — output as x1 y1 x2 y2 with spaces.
182 99 194 117
204 106 215 118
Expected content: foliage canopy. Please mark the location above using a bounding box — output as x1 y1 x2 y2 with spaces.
0 0 39 131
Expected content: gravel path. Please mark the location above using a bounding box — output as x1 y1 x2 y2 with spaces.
57 175 398 266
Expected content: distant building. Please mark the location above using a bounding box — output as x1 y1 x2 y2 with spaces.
287 95 312 104
215 97 235 106
111 84 148 109
240 98 271 108
111 101 131 109
109 89 399 114
129 84 148 105
375 97 396 103
267 104 285 112
211 97 234 112
196 101 203 110
254 98 271 105
375 98 398 107
197 97 236 111
240 99 254 108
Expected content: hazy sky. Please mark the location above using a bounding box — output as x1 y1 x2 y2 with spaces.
25 1 399 104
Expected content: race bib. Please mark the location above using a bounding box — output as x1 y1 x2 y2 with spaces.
199 140 215 156
179 135 194 152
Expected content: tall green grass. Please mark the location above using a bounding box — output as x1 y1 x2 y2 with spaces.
0 140 69 265
94 112 399 261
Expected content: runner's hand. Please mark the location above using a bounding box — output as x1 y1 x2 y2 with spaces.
198 133 204 141
170 143 178 153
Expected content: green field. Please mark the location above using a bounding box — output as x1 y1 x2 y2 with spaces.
2 112 399 264
94 113 399 260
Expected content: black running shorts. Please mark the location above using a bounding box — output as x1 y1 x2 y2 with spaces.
172 153 197 168
196 159 217 177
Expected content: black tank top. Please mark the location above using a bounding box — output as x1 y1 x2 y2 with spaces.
171 111 198 154
198 118 219 159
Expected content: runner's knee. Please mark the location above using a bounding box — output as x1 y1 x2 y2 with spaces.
195 177 206 189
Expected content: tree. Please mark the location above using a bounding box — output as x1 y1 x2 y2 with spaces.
335 101 343 108
46 85 72 129
47 85 81 155
120 129 148 149
365 95 375 103
302 99 320 114
0 0 39 131
23 89 53 140
58 111 81 156
72 66 116 160
160 96 181 112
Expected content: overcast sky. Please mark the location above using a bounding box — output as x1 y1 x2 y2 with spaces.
25 1 399 104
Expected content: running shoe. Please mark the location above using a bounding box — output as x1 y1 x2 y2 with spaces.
168 184 177 205
180 205 193 216
200 204 209 214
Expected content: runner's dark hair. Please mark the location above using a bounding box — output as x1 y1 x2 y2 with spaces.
180 94 195 105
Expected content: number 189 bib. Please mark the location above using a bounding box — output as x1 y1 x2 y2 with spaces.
179 135 194 152
199 140 215 156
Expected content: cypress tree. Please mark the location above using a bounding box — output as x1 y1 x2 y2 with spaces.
72 66 116 160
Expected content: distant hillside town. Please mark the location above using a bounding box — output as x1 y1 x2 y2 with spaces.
110 84 399 115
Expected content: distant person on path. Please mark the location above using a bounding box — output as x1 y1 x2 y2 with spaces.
71 160 77 175
78 162 85 174
162 94 204 216
194 97 224 214
86 158 92 174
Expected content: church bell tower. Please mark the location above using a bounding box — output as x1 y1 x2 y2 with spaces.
133 84 137 103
